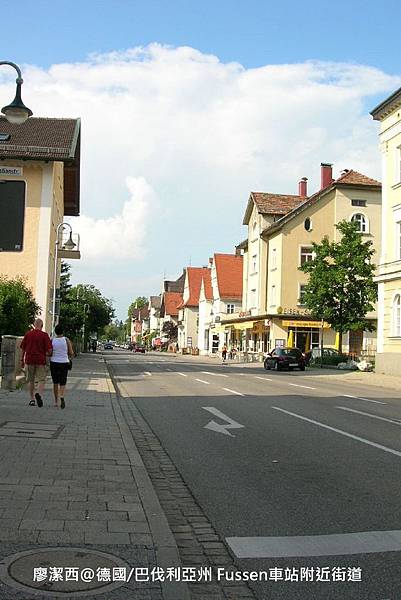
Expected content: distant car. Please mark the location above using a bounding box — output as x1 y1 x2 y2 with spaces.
304 347 347 365
264 347 305 371
103 343 113 350
134 345 146 353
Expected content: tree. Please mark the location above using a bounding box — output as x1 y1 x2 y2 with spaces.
127 296 148 318
299 220 377 353
0 276 40 338
162 321 178 341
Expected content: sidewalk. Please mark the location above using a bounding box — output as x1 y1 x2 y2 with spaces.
0 353 187 600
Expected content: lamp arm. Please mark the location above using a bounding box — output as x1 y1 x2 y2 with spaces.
0 61 23 83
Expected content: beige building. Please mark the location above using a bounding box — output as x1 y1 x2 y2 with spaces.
0 117 81 332
371 87 401 374
228 163 381 357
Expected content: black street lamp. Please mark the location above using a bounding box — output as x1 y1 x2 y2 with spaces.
0 61 32 124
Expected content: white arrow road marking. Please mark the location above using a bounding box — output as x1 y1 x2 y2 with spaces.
288 383 316 390
255 376 273 381
227 529 401 558
144 371 152 376
202 406 245 437
195 379 210 384
222 387 244 396
202 371 229 378
343 394 386 405
177 372 187 377
272 407 401 459
337 406 401 425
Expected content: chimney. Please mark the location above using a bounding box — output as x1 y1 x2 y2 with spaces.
298 177 308 197
321 163 333 189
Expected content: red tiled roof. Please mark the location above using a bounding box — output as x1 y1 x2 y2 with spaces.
183 267 210 307
251 192 304 215
132 306 150 320
164 292 183 316
202 270 213 301
334 169 381 187
214 253 243 299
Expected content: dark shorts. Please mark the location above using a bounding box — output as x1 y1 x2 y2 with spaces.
50 362 69 386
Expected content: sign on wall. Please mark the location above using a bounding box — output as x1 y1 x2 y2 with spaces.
0 166 23 176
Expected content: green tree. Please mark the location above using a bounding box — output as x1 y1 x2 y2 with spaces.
127 296 148 318
0 276 40 338
103 319 125 342
162 321 178 341
299 220 377 353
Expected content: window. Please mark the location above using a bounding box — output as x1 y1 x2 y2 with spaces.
250 289 256 308
396 146 401 184
393 294 401 336
226 304 235 314
270 285 276 306
351 213 368 233
298 284 307 305
0 181 25 251
397 222 401 260
252 254 257 273
271 248 277 269
351 199 366 207
304 217 312 231
300 246 313 265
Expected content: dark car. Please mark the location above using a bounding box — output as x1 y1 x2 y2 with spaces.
134 345 146 353
304 347 347 365
264 347 305 371
103 343 113 350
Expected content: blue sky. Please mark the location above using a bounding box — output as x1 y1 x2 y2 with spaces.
3 1 401 319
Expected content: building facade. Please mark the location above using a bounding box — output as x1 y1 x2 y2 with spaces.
177 267 209 352
371 87 401 374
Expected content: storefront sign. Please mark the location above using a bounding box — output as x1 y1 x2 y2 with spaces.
0 166 23 176
239 310 251 318
282 320 331 328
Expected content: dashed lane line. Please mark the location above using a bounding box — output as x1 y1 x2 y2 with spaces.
201 371 229 378
337 406 401 425
255 376 273 382
272 406 401 459
343 394 387 405
195 379 210 385
144 371 152 376
223 387 244 397
288 383 316 390
177 372 188 377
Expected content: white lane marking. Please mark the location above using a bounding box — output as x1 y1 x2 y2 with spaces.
195 378 210 385
202 371 229 378
144 371 152 376
202 406 245 437
288 383 316 390
177 372 187 377
227 529 401 558
222 387 244 397
255 376 273 382
165 368 172 371
342 394 386 405
337 406 401 425
272 407 401 459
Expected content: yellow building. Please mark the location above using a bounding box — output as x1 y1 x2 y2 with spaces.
371 87 401 374
0 117 81 333
226 163 381 357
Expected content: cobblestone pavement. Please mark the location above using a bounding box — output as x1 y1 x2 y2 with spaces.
108 362 258 600
0 354 171 599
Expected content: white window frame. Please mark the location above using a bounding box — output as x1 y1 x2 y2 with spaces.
298 284 307 306
350 212 369 233
396 146 401 185
392 293 401 337
300 246 313 266
226 303 235 314
270 285 276 307
250 289 256 309
252 254 257 273
271 248 277 270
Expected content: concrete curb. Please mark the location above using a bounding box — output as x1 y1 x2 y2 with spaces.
103 360 191 600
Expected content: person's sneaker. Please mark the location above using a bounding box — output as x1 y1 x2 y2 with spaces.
60 397 65 410
35 393 43 407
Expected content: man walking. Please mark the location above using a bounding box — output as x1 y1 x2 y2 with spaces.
20 318 52 407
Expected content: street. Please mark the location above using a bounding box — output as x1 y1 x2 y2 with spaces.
106 348 401 600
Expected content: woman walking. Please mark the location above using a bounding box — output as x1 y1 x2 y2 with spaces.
50 324 74 409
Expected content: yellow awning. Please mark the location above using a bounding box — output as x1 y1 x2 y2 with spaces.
233 321 255 331
212 325 228 333
282 320 331 329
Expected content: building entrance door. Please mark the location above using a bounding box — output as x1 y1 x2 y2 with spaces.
349 329 363 357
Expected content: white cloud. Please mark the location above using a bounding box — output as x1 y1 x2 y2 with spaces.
2 46 400 315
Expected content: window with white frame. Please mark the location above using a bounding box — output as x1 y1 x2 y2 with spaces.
250 289 256 308
396 221 401 260
351 213 368 233
393 294 401 336
397 146 401 184
270 285 276 306
271 248 277 269
300 246 313 265
226 304 235 314
351 199 366 207
298 284 307 305
252 254 257 273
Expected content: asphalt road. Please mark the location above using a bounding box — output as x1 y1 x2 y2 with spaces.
105 349 401 600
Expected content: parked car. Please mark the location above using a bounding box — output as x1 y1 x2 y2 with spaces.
103 342 113 350
264 347 305 371
134 345 146 353
304 347 348 365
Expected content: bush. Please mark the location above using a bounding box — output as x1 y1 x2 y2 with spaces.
311 353 349 366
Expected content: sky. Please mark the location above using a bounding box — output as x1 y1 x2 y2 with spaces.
1 0 400 319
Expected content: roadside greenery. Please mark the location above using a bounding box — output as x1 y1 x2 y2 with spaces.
299 220 377 353
0 276 40 338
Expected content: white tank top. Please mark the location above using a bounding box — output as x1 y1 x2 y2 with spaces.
51 336 69 363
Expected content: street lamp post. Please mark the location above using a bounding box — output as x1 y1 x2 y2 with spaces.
0 61 32 124
51 222 76 335
82 304 89 352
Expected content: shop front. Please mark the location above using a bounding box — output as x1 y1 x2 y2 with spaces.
277 319 333 352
